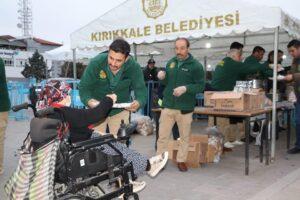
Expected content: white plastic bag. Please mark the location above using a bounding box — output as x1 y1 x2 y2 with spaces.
131 113 154 136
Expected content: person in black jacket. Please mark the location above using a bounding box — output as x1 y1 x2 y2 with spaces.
37 80 168 192
143 58 158 81
143 59 159 116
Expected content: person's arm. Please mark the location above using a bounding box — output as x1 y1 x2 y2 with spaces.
259 62 273 78
240 61 273 79
130 62 147 108
58 96 113 128
158 62 171 85
285 64 300 82
238 61 260 79
153 67 159 81
143 68 149 82
79 59 99 106
185 62 205 94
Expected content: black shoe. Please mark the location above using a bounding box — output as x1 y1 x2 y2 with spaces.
287 147 300 154
278 126 286 132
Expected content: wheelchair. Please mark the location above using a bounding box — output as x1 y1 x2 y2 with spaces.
6 103 139 200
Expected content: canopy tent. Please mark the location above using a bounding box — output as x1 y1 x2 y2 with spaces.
70 0 300 48
70 0 300 163
121 31 294 70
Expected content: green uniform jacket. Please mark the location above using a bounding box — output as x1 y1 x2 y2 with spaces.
0 58 11 112
79 53 147 116
162 54 205 111
241 55 273 80
211 57 247 91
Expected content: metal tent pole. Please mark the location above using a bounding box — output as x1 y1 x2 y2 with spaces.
72 48 77 89
133 43 137 61
271 26 279 162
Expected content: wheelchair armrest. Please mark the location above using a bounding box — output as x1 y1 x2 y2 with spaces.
72 134 115 148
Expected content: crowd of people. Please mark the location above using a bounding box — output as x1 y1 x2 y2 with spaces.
1 37 300 195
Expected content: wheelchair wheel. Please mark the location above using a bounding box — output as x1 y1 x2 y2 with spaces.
123 192 139 200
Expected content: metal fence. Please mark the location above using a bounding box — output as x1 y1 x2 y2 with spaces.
7 79 206 120
7 81 30 120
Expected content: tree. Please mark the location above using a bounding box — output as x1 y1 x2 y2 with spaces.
60 61 87 79
21 50 49 81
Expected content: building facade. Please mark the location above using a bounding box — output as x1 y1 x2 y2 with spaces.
0 35 62 80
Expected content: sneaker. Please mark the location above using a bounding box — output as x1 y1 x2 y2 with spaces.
148 152 168 177
224 142 235 148
287 147 300 154
130 180 146 193
232 140 244 146
149 152 165 165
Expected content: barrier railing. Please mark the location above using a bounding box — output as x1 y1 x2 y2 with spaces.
7 81 30 120
7 79 205 120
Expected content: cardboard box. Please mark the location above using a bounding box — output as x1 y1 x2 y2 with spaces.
204 91 216 107
168 134 221 167
190 135 209 164
248 91 265 110
168 135 208 168
211 92 250 111
210 91 265 112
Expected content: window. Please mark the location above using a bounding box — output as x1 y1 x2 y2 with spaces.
16 59 26 68
3 59 13 67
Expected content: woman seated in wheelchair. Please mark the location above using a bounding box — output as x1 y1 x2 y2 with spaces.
37 80 168 194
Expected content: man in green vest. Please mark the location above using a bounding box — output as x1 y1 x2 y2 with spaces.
156 38 205 172
79 39 147 137
0 57 11 175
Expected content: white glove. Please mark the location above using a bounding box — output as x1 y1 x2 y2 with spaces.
173 86 187 97
157 71 166 80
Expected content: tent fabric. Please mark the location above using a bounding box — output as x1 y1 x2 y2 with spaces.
45 45 99 61
70 0 300 49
